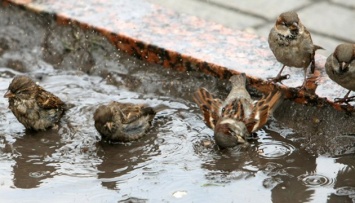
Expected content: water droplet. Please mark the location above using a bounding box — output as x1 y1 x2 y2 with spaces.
40 138 49 144
29 171 49 178
172 190 187 198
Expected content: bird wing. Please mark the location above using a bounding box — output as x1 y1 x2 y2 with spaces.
302 29 324 73
193 88 222 130
36 87 65 109
245 90 283 133
111 102 153 124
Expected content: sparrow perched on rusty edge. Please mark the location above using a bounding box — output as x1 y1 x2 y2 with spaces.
94 101 165 142
4 75 66 131
194 73 284 148
325 43 355 103
268 11 323 88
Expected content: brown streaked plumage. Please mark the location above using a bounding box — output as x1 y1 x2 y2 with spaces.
4 75 66 131
268 11 323 88
192 87 222 130
94 101 165 142
325 43 355 103
194 73 283 148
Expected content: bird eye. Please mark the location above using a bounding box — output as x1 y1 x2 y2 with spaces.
228 129 234 135
18 90 29 95
221 108 225 113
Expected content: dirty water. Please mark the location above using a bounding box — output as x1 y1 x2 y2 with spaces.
0 5 355 203
3 67 355 203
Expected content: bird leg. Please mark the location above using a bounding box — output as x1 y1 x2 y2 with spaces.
297 68 308 90
334 90 355 104
267 65 290 84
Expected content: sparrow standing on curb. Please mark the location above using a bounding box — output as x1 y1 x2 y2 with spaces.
194 73 283 148
94 101 165 142
268 11 323 88
325 43 355 103
4 75 66 131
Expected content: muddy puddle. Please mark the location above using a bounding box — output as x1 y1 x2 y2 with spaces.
1 4 355 203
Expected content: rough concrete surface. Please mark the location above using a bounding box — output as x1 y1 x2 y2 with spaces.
148 0 355 57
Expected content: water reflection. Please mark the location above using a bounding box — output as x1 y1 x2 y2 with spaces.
12 130 62 188
259 129 318 203
198 126 320 202
96 132 160 190
330 155 355 202
260 129 355 203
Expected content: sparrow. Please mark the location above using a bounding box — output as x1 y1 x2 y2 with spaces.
325 43 355 103
4 75 66 131
94 101 164 142
268 11 323 88
194 73 283 148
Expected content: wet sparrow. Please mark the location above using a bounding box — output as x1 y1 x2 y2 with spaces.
94 101 164 142
325 43 355 103
194 73 283 148
268 11 323 88
4 75 66 131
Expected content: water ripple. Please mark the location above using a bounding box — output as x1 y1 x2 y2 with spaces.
29 171 51 178
335 186 355 196
257 141 296 159
298 173 334 187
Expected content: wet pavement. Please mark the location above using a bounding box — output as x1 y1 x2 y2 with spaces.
147 0 355 57
0 1 355 203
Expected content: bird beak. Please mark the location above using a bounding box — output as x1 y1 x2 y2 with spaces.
289 22 299 31
104 122 113 132
340 62 350 72
236 135 246 144
4 90 15 98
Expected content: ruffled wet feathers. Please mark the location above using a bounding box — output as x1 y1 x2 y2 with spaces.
194 73 283 149
93 101 160 142
4 75 66 131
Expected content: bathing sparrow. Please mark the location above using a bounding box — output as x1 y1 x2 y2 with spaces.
194 73 283 148
325 43 355 103
94 101 164 142
268 11 323 88
4 75 66 131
